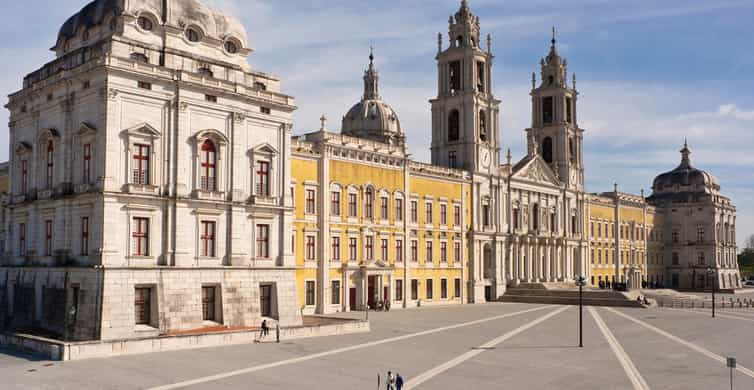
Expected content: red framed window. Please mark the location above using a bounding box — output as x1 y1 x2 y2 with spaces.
45 220 53 256
132 144 150 185
396 239 403 262
200 221 216 257
380 197 388 220
331 191 341 216
82 143 92 183
46 141 54 188
381 239 388 261
365 236 373 260
331 237 340 261
364 189 374 219
19 223 26 256
349 238 357 261
256 161 270 196
20 160 28 193
257 224 269 258
348 193 358 217
81 217 89 255
395 199 403 221
200 140 217 191
132 217 149 256
305 189 316 214
306 235 316 260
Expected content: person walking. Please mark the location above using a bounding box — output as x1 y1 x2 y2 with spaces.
275 323 280 343
260 319 269 341
387 371 395 390
395 373 404 390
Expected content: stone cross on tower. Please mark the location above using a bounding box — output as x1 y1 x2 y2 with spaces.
320 114 327 131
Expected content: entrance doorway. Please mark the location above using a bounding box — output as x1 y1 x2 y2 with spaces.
349 288 357 311
259 283 277 319
485 286 492 301
368 275 377 309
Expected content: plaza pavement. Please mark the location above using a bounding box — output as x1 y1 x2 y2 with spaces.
2 302 753 389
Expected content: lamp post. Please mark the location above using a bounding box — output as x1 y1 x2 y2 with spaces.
707 267 716 318
575 275 587 348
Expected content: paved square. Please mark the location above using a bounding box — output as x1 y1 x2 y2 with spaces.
2 302 753 389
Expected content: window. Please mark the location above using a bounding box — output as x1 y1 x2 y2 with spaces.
449 62 461 92
410 201 418 223
440 204 448 225
200 221 216 257
532 204 539 231
44 220 53 256
381 239 388 261
81 217 89 255
256 161 270 196
305 281 315 306
551 212 557 233
46 141 54 188
198 67 213 77
349 238 357 261
331 237 340 261
224 40 239 54
426 279 434 300
205 94 217 103
137 81 152 90
454 278 461 298
395 280 403 301
449 151 457 168
200 140 217 191
396 239 404 263
134 287 152 325
597 223 602 238
672 229 680 243
331 191 341 216
20 160 28 193
454 205 461 226
441 279 448 299
513 208 520 230
425 202 433 224
697 252 705 266
201 286 216 321
348 193 358 217
542 137 553 164
697 225 705 243
542 96 554 124
137 16 153 31
477 61 485 92
440 242 448 263
448 110 460 142
305 189 316 214
395 198 403 221
260 107 271 115
254 82 267 91
571 214 578 235
186 28 201 42
82 143 92 183
411 280 418 300
479 110 487 141
566 97 573 123
132 218 149 256
306 236 316 260
260 284 272 317
18 223 26 256
331 281 340 305
132 144 150 185
257 225 269 258
411 240 418 262
364 189 374 219
426 241 433 262
365 237 374 260
672 252 679 265
454 242 461 263
380 197 389 220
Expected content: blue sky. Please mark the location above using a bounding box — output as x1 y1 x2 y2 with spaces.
1 0 753 247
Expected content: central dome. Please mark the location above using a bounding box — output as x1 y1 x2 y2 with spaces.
341 52 404 147
648 141 720 203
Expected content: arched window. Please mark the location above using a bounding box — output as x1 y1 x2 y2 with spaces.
542 137 553 163
186 28 201 42
448 110 460 142
456 36 463 47
479 110 487 141
224 40 239 54
46 141 54 188
364 188 374 219
137 16 153 31
200 140 217 191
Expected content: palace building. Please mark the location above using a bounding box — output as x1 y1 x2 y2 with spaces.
0 0 741 341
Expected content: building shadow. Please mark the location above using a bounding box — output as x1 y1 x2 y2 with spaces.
0 346 49 362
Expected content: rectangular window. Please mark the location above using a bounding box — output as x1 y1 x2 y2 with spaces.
672 229 679 243
365 236 374 260
132 144 150 185
201 286 216 321
425 202 433 224
260 107 271 115
82 143 92 183
349 238 358 261
395 198 403 221
395 280 403 301
542 96 554 124
476 61 485 92
440 242 448 263
448 151 457 169
44 220 53 256
137 81 152 90
365 190 374 219
396 239 404 263
201 221 216 257
566 97 573 123
348 193 358 217
513 209 520 230
426 279 434 300
381 239 388 261
410 201 418 223
411 240 418 262
19 223 26 256
440 204 447 225
697 225 705 243
411 279 418 300
81 217 89 255
454 205 461 226
331 191 341 216
306 235 316 260
257 224 269 258
134 287 151 325
132 218 149 256
597 223 601 237
20 160 28 193
482 205 491 227
449 61 461 91
380 197 389 220
305 281 315 306
46 143 54 188
441 279 448 299
256 161 270 196
205 94 218 103
426 240 433 262
454 278 461 298
331 280 341 305
331 236 341 261
305 189 316 214
454 242 461 263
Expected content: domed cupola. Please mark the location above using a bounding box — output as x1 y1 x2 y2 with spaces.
648 140 721 202
341 50 405 147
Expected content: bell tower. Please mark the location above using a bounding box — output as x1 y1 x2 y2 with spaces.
527 28 584 190
430 0 501 175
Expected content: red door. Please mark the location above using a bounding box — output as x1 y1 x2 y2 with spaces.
349 288 357 311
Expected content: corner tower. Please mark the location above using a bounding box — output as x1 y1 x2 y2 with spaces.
527 29 584 190
430 0 501 174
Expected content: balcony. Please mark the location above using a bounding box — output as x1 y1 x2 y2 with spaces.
250 194 277 206
37 189 53 200
126 183 160 195
74 183 93 194
194 190 226 202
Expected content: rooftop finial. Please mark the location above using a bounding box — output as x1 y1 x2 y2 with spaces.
552 26 557 46
506 148 512 165
320 114 327 131
680 138 692 167
369 46 374 65
532 72 536 89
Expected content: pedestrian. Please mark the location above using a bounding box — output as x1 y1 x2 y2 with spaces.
387 371 395 390
261 319 269 340
395 373 404 390
275 323 280 343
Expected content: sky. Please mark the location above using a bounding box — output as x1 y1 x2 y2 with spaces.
1 0 753 248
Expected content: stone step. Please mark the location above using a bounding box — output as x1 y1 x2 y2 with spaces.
500 295 647 308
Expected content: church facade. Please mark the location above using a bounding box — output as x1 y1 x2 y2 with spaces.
0 0 741 340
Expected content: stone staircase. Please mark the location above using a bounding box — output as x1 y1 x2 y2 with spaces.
500 283 647 308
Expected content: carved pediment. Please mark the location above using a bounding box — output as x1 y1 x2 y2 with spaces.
512 156 560 186
123 122 161 138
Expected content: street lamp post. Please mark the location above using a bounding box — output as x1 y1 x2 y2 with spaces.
575 276 587 348
707 267 716 318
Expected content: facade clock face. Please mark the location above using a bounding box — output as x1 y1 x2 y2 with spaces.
481 150 490 168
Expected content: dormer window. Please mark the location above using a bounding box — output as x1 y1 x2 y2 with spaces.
224 40 239 54
131 53 149 63
186 28 201 42
198 67 213 78
137 16 154 31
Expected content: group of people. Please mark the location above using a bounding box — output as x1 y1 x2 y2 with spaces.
384 371 404 390
370 299 391 311
596 280 665 290
636 295 650 305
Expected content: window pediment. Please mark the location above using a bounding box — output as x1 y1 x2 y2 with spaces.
78 122 97 136
124 122 161 138
36 128 60 145
249 142 278 157
15 142 32 155
195 129 229 145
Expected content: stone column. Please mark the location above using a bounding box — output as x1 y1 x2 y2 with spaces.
544 240 551 282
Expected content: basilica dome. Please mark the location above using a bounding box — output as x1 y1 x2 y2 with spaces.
341 52 405 147
648 141 720 202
